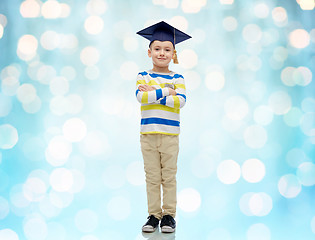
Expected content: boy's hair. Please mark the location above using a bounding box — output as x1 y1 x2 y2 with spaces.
149 40 175 49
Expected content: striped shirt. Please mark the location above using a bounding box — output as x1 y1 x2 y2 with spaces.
136 70 186 135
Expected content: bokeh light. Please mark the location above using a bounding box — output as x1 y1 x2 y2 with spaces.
1 0 315 239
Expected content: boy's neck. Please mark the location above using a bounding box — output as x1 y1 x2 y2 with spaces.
152 65 171 74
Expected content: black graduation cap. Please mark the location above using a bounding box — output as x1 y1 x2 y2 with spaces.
136 21 192 47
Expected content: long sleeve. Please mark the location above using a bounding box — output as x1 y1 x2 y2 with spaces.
136 73 170 104
159 76 186 109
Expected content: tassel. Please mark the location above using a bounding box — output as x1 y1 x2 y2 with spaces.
173 49 179 64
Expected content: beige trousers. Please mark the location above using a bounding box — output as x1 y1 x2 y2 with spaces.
140 134 179 220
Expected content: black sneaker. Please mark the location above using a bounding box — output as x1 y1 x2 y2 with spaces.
142 215 159 233
160 215 176 233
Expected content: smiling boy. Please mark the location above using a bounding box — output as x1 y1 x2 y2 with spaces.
136 21 191 233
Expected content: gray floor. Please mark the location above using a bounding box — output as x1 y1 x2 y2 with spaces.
138 229 176 240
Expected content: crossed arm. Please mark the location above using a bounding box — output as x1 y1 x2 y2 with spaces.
138 84 177 96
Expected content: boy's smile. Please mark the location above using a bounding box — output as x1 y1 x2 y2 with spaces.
148 40 174 72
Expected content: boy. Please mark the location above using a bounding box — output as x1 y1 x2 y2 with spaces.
136 21 191 233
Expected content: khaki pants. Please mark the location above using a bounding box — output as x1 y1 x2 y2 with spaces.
140 134 179 219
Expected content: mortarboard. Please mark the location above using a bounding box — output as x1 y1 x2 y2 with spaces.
136 21 192 64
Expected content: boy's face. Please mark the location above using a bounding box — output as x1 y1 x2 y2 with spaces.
148 40 174 70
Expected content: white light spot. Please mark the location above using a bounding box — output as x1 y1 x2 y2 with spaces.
75 209 99 233
50 95 69 116
42 0 62 19
179 49 198 69
80 46 100 66
222 16 238 31
278 174 301 198
84 16 104 35
170 16 188 32
242 24 262 43
66 94 83 114
289 29 310 49
22 95 41 114
40 31 60 50
217 160 241 184
253 105 274 125
220 0 234 4
286 148 308 168
107 196 131 220
247 223 271 240
86 0 107 15
17 83 37 104
37 65 57 85
59 3 71 18
0 229 19 240
181 0 207 13
272 7 288 27
281 66 296 86
0 25 3 39
49 190 73 208
49 168 74 192
69 170 85 193
24 217 48 240
205 71 225 91
20 0 41 18
126 161 145 186
254 3 270 18
50 77 69 96
242 159 265 183
63 118 87 142
244 125 267 149
0 124 18 149
299 0 315 10
47 136 72 162
17 34 38 61
294 66 312 86
163 0 180 9
296 162 315 186
0 14 7 28
178 188 201 212
61 66 76 81
249 192 273 216
224 96 249 120
80 131 110 157
1 76 20 96
23 177 47 202
268 91 292 115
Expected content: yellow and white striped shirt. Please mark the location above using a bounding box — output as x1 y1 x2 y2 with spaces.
136 70 186 135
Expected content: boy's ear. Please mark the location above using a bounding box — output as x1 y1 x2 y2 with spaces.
148 48 152 58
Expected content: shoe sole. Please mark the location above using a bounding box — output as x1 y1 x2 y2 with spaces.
142 226 156 233
161 226 175 233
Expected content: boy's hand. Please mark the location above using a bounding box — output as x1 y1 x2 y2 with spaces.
138 84 155 92
168 88 176 96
